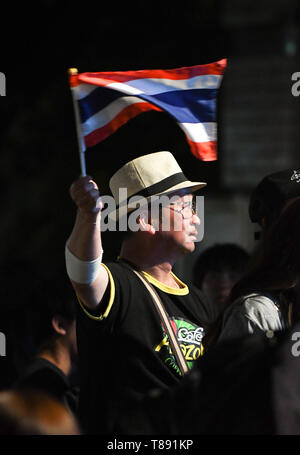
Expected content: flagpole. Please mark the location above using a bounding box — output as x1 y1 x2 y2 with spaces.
68 68 87 177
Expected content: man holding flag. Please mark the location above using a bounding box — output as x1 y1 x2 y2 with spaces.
65 60 225 434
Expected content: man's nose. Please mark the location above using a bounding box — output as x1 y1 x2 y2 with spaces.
192 213 201 225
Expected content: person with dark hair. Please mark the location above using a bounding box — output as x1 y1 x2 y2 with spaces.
249 168 300 237
218 198 300 341
13 279 79 416
193 243 250 320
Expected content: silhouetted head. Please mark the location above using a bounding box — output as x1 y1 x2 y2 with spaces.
249 168 300 234
194 243 250 311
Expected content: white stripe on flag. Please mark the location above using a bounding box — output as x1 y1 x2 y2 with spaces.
73 74 222 100
106 82 143 95
124 74 223 95
73 83 98 100
73 82 143 100
180 122 217 143
81 96 147 135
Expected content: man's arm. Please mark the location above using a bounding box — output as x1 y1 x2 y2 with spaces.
66 176 109 309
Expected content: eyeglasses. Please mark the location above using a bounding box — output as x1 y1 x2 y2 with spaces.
168 200 197 219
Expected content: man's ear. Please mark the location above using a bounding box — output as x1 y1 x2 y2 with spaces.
138 211 156 235
52 315 67 336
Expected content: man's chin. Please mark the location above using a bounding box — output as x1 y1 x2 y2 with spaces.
181 240 196 253
173 235 197 255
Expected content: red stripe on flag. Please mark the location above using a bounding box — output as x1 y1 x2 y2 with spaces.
188 139 217 161
84 102 162 148
69 74 80 88
77 59 227 87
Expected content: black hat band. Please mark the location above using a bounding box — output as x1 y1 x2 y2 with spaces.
116 171 188 209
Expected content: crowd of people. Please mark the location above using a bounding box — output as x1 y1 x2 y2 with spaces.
1 152 300 435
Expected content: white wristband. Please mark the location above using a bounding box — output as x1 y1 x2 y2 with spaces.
65 243 103 284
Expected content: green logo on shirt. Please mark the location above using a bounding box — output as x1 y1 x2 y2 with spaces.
155 318 204 375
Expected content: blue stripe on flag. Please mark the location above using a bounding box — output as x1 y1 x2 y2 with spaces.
78 86 123 123
141 89 216 123
79 87 216 125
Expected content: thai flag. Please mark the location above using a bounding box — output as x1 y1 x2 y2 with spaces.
69 59 226 161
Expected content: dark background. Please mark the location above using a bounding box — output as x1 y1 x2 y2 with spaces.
0 0 300 385
0 1 226 279
1 0 300 278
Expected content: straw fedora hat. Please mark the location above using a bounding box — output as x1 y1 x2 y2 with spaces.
108 151 207 220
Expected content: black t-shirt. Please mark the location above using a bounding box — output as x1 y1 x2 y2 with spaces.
76 260 213 434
